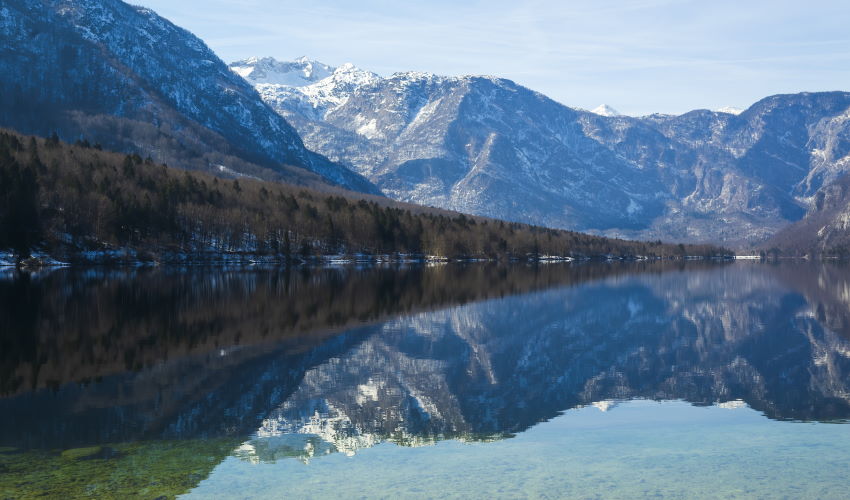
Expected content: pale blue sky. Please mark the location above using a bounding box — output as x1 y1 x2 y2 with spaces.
135 0 850 116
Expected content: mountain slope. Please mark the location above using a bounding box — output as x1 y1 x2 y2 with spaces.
230 56 334 86
766 173 850 254
0 0 378 194
590 104 621 117
231 58 381 122
243 63 670 232
236 57 850 243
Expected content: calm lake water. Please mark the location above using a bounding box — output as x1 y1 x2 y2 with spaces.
1 262 850 499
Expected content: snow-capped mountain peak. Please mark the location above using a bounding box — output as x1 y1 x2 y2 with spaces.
234 57 380 121
591 104 622 117
229 56 334 86
715 106 744 115
326 63 380 87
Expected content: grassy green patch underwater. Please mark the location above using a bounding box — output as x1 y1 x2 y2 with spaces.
0 438 239 499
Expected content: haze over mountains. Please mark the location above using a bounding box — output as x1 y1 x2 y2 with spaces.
233 56 850 245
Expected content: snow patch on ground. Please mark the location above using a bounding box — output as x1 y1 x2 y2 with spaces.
215 164 262 181
356 118 380 139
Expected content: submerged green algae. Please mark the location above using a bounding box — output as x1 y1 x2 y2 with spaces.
0 438 239 499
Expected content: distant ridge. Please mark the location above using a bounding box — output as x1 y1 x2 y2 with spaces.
233 57 850 244
715 106 744 115
230 56 335 86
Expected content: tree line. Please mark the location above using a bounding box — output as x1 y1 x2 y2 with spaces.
0 130 729 261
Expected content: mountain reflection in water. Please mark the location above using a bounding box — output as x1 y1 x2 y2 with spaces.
2 261 850 497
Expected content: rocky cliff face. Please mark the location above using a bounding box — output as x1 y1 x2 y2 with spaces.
0 1 379 193
236 57 850 243
766 174 850 253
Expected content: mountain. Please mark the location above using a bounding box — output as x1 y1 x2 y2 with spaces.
715 106 744 115
0 1 378 194
575 93 850 242
229 56 334 86
591 104 622 117
766 174 850 255
241 63 673 232
230 59 380 122
234 57 850 243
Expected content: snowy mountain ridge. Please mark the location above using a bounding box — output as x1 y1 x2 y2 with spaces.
233 57 850 244
591 104 622 117
715 106 744 115
230 56 335 86
242 60 382 121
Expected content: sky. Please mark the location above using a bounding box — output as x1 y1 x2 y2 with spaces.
134 0 850 116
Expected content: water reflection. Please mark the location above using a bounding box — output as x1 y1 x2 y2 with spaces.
241 263 850 463
0 263 661 449
2 262 850 497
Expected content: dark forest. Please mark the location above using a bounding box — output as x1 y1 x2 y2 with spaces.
0 130 728 263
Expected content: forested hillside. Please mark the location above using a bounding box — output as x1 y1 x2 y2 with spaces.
0 0 377 193
0 130 728 263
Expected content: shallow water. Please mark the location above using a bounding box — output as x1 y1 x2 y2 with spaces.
191 401 849 500
1 262 849 498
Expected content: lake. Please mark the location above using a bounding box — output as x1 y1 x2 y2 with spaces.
1 261 849 499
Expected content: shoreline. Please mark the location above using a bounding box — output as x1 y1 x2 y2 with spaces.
0 250 741 271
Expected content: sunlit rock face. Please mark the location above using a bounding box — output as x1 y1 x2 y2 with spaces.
769 174 850 252
237 58 850 243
